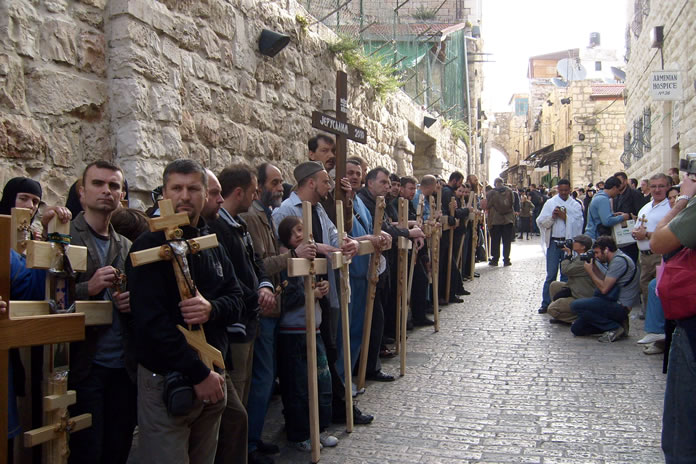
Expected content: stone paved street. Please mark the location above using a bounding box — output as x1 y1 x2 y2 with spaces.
264 238 666 463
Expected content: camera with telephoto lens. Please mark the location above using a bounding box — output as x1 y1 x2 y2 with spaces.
679 153 696 176
554 238 573 249
579 250 595 263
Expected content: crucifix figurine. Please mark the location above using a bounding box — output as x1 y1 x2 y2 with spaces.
287 201 328 463
129 199 224 371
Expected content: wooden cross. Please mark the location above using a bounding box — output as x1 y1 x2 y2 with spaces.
407 195 424 306
286 201 328 463
444 196 459 304
429 193 442 332
396 198 410 377
311 70 368 205
469 200 482 281
328 200 354 432
128 199 224 371
0 212 100 464
356 196 386 391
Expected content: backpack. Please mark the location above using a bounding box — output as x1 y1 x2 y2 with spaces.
490 189 513 215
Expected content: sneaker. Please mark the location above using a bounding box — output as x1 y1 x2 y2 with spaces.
319 432 338 447
488 260 498 266
637 333 665 344
598 326 625 343
643 342 665 355
290 439 321 452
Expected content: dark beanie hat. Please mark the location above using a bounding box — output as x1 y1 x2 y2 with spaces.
0 177 42 215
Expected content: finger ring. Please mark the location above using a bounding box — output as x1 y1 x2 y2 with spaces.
203 399 210 404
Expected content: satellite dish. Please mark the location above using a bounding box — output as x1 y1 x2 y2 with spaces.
611 66 626 81
552 78 569 88
557 58 587 81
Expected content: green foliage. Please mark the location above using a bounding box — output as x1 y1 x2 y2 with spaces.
441 119 470 146
296 14 310 34
328 36 402 99
412 6 437 21
541 173 560 188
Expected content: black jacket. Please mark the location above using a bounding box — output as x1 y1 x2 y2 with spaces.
441 185 470 224
357 187 408 240
615 187 646 217
126 220 245 384
208 210 272 342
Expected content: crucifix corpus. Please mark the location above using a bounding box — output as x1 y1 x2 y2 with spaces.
287 201 329 463
356 197 386 391
128 199 225 371
311 70 368 206
443 196 459 305
1 209 115 464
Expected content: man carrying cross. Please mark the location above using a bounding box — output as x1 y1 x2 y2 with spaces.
127 159 246 464
67 161 137 464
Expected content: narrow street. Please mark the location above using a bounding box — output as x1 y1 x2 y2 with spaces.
266 238 666 463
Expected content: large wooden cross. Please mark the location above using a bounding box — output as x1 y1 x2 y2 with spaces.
406 194 424 307
356 196 386 390
328 200 354 433
287 201 328 463
396 198 410 377
429 193 442 332
443 196 459 304
1 209 114 464
311 70 368 205
129 199 224 371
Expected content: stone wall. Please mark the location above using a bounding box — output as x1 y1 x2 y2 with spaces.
624 0 696 180
0 0 469 210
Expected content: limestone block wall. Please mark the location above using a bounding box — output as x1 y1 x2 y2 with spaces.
624 0 696 180
0 0 468 209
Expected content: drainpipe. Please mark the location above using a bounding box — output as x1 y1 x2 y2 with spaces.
463 34 473 175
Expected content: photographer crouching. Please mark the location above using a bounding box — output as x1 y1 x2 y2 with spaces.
569 236 641 342
546 235 596 324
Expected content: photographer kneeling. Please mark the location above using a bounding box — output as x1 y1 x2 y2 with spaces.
569 236 641 342
547 234 596 324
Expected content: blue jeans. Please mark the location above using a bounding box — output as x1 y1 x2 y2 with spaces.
246 317 278 452
336 277 367 382
645 279 665 334
542 243 568 308
662 326 696 463
570 296 626 335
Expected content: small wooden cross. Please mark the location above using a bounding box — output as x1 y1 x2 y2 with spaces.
396 198 410 377
444 196 459 305
311 70 368 205
129 199 225 371
356 196 386 391
286 201 328 463
0 213 92 464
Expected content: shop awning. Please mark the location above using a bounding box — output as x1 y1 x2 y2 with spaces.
536 145 572 168
525 144 554 163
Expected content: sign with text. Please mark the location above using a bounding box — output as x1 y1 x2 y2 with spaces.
651 71 683 101
312 111 367 144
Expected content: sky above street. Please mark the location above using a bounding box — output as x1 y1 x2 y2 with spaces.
481 0 627 181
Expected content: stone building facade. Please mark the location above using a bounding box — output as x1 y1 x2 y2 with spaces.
623 0 696 180
0 0 470 209
493 81 625 189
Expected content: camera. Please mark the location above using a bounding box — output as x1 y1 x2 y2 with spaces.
579 250 595 263
679 153 696 175
554 239 573 249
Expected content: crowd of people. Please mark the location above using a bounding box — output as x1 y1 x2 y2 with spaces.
2 134 496 464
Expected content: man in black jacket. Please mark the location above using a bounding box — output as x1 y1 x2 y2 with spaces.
613 171 646 263
207 165 277 464
440 172 470 302
127 159 245 464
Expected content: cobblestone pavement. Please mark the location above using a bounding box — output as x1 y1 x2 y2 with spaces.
265 238 666 464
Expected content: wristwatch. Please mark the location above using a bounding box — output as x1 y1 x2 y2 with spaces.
676 194 692 203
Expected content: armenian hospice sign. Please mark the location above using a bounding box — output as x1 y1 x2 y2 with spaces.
651 71 682 101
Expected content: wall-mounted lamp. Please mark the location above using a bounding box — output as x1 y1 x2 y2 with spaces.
546 100 553 106
560 98 571 105
259 29 290 57
578 132 586 141
650 26 664 49
528 136 533 141
424 116 437 128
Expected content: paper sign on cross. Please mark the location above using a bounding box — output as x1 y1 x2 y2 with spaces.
311 70 368 206
287 201 328 463
128 199 224 371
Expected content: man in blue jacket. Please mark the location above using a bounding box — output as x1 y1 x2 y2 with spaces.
585 176 630 239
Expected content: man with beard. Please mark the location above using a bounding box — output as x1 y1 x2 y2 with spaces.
486 178 515 267
208 165 276 464
440 172 470 301
308 134 353 233
127 159 245 464
613 171 647 262
240 163 317 463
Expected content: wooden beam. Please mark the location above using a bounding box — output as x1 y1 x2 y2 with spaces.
356 240 374 255
23 413 91 447
10 207 31 254
10 301 112 326
177 325 225 371
287 258 328 277
25 240 88 273
43 391 77 411
0 313 85 350
129 234 219 267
